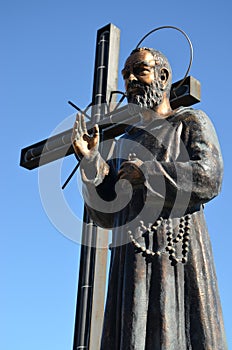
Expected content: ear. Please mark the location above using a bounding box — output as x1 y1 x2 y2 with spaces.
159 68 169 87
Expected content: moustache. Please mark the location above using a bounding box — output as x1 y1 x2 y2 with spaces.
127 81 147 93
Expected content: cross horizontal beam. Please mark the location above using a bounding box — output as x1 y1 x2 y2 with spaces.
20 76 200 170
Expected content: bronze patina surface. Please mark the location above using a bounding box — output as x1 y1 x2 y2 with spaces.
72 48 227 349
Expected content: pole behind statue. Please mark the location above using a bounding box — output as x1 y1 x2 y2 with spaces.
72 23 120 350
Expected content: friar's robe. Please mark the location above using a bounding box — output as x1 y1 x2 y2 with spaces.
81 107 227 350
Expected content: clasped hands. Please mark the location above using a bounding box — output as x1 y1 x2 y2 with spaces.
72 114 145 185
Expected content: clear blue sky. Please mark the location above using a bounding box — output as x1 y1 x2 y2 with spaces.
1 1 231 349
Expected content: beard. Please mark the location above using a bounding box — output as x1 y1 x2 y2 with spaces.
127 81 163 110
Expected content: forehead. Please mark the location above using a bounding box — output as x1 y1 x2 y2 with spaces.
124 50 155 69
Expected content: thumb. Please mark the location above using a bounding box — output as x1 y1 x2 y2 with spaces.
93 124 99 139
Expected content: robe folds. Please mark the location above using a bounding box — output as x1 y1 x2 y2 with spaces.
81 107 227 350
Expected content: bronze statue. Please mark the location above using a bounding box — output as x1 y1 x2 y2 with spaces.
72 47 227 349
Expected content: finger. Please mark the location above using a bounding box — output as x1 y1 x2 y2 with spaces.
74 113 82 126
121 162 142 175
120 161 132 168
93 124 99 140
81 114 88 134
72 121 81 142
72 142 82 155
119 162 127 171
83 134 91 143
72 114 81 136
119 165 141 178
117 169 130 179
118 173 134 183
119 175 130 181
120 162 134 172
117 169 124 177
77 113 84 135
118 172 142 185
71 135 82 156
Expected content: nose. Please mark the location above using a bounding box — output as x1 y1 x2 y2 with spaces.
125 72 138 90
128 72 137 82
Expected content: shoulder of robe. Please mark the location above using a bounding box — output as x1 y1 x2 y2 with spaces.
173 107 222 156
173 106 212 129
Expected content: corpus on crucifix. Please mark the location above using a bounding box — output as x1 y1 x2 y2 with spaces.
71 29 227 349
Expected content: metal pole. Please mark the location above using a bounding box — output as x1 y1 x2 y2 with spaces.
72 23 120 350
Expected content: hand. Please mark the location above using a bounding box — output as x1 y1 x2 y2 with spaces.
117 157 145 186
71 114 99 161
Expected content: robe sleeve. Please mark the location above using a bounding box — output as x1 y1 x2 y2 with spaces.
80 150 119 228
139 110 224 209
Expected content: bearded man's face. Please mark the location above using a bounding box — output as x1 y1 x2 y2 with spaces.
122 50 164 110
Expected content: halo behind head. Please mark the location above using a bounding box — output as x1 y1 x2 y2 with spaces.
134 26 193 90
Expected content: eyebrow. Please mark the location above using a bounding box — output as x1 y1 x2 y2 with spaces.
134 60 153 67
122 60 154 73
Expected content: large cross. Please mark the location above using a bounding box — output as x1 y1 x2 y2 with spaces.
20 23 201 350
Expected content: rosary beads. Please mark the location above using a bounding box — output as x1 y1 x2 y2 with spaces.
127 214 191 265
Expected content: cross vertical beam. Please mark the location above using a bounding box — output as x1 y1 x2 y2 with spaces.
72 24 120 350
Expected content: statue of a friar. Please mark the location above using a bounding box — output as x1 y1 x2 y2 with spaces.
72 46 227 349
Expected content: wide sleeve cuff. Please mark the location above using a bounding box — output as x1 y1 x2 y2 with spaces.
80 152 110 187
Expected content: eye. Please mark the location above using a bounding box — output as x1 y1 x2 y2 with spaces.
122 70 130 79
133 66 151 76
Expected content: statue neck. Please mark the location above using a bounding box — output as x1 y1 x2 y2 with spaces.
141 93 173 122
153 93 173 118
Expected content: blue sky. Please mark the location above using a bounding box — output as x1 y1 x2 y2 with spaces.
1 0 232 349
